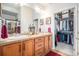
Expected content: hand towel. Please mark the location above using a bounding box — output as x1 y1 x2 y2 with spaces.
1 18 8 39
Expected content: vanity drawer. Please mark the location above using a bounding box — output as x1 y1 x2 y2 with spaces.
35 48 44 56
35 42 44 50
35 38 44 43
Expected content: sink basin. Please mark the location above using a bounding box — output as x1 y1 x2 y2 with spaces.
0 34 31 42
8 35 29 40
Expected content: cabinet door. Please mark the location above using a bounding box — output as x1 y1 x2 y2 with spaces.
35 48 44 56
35 37 44 56
44 36 49 54
0 46 2 56
23 39 34 56
3 43 21 56
48 36 52 50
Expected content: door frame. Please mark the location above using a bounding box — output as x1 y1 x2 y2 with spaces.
53 5 78 56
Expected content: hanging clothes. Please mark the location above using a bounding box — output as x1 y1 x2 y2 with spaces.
55 34 57 47
64 34 67 43
63 20 66 31
69 20 73 31
62 20 64 31
67 34 70 44
69 34 72 44
59 32 64 42
56 32 60 42
60 21 63 31
65 20 67 31
67 20 70 31
71 34 74 45
55 10 74 46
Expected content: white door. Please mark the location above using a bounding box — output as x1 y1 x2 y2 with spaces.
73 4 78 56
77 4 79 56
0 19 2 38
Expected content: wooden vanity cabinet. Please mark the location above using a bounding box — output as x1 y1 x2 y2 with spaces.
22 39 34 56
44 35 52 55
34 36 52 56
0 46 3 56
2 42 22 56
35 37 45 56
48 36 52 50
44 36 49 54
0 34 52 56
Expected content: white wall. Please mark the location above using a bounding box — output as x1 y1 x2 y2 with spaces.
20 6 33 33
33 3 78 55
33 8 52 32
32 9 41 32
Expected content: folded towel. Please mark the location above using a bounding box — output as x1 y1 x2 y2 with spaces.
48 27 51 33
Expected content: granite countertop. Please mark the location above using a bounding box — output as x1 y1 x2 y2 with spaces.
0 33 52 46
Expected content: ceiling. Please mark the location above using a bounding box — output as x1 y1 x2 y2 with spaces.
25 3 50 10
2 3 77 13
2 3 50 11
24 3 77 12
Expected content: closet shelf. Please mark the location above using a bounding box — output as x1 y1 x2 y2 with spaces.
62 18 73 21
55 17 73 21
59 31 73 34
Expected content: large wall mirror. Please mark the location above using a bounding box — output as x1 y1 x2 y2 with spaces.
1 3 21 35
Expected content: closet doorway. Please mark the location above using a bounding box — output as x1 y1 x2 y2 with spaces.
54 8 74 55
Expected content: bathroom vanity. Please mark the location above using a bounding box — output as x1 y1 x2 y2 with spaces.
0 33 52 56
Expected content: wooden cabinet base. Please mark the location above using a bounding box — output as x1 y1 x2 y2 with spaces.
23 39 34 56
0 35 52 56
1 43 21 56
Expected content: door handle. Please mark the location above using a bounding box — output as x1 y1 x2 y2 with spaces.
19 45 21 53
23 43 25 51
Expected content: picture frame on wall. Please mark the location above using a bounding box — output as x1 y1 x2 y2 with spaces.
40 19 44 25
46 17 51 24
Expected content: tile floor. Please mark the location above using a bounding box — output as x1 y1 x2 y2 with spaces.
55 42 73 56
